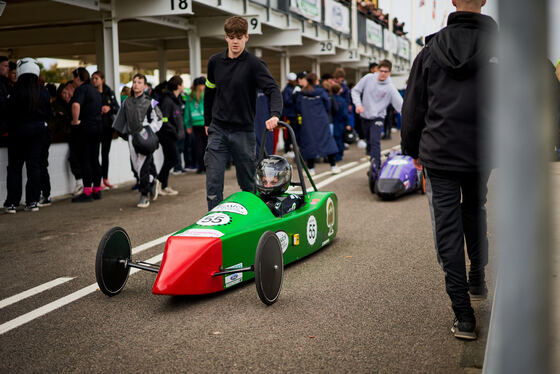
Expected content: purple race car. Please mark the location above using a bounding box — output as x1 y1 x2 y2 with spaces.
369 151 426 199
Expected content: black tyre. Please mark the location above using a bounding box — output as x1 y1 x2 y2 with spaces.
254 231 284 305
95 226 131 296
368 162 377 194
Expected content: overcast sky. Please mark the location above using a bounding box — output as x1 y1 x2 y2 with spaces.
378 0 559 62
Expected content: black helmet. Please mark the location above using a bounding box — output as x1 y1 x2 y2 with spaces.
255 155 292 197
343 128 357 144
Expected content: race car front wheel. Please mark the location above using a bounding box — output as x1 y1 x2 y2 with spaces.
254 231 284 305
95 226 132 296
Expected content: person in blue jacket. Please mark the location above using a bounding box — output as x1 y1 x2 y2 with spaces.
330 83 350 161
296 73 340 175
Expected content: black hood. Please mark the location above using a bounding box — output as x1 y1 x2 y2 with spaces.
428 12 498 80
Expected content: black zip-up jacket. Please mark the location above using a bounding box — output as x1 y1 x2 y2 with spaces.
158 90 185 140
8 85 51 137
100 83 119 129
204 49 282 131
401 12 498 172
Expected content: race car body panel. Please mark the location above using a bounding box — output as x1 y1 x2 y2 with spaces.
151 191 338 295
375 154 422 199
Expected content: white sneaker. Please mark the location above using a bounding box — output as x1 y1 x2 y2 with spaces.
357 139 367 149
137 195 150 208
331 166 341 174
308 168 316 176
285 151 295 158
73 184 84 196
159 186 179 196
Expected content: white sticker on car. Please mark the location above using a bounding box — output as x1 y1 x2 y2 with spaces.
276 231 289 253
211 202 248 215
197 213 231 226
225 263 243 288
176 229 224 238
307 215 317 245
326 197 335 236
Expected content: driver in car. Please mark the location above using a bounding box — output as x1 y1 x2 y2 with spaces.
255 155 304 217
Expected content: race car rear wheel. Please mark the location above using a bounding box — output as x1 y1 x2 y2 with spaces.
95 226 131 296
254 231 284 305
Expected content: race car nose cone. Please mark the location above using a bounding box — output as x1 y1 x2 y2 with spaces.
152 236 224 295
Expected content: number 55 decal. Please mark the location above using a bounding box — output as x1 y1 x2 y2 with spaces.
197 213 231 226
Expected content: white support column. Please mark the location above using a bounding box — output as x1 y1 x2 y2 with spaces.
103 3 120 102
351 0 358 49
158 43 168 83
95 24 105 74
188 31 201 79
279 52 290 88
312 59 320 77
254 47 263 58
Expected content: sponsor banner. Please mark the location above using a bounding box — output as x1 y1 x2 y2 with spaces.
398 37 411 60
324 0 350 34
366 19 383 48
384 31 398 55
290 0 321 23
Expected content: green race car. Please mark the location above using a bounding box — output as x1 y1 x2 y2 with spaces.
95 123 338 304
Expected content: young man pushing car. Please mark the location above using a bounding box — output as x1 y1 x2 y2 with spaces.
204 16 282 210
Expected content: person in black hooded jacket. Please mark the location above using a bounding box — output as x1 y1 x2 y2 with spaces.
157 75 185 196
401 0 498 341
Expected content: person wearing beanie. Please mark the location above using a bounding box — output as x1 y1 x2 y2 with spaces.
281 72 298 156
184 76 207 174
3 58 51 213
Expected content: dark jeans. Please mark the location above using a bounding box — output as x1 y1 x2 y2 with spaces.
175 132 196 171
68 127 82 180
362 118 384 169
40 130 52 198
193 126 208 172
5 124 45 206
204 124 256 210
425 168 490 320
306 154 335 169
100 125 113 179
139 153 157 196
76 124 102 188
157 132 179 189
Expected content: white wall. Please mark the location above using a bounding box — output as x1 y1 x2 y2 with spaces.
0 139 164 203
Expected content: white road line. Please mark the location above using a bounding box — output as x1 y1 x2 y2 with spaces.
0 277 74 309
0 252 163 335
0 148 397 335
132 234 170 255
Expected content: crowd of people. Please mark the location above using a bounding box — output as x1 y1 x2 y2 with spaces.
0 55 217 211
0 52 406 213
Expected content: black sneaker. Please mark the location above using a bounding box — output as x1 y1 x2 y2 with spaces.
24 202 39 212
38 197 52 207
5 204 17 214
451 318 477 340
469 281 488 301
72 193 93 203
92 191 102 200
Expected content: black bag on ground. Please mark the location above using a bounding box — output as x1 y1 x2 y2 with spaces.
132 125 159 155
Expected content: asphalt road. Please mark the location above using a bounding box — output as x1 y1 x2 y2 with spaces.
0 134 496 373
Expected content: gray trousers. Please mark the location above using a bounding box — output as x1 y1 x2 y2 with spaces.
204 124 256 210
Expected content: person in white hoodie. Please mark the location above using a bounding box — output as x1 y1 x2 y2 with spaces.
351 60 403 170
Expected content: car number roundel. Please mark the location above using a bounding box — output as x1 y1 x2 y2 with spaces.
197 213 231 226
307 215 317 245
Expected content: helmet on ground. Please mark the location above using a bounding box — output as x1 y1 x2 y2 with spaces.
343 128 357 144
255 155 292 197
